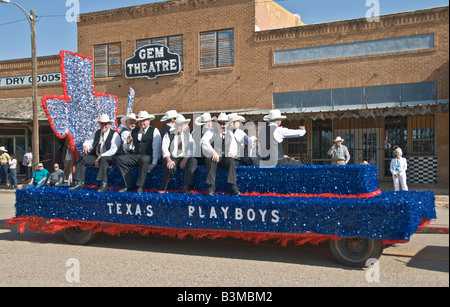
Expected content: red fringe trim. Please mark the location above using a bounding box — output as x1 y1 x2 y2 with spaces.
9 215 427 246
8 216 339 247
84 184 382 199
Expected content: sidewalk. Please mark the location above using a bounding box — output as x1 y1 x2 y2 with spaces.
378 181 449 196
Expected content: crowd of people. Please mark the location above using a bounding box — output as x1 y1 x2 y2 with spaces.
0 109 409 193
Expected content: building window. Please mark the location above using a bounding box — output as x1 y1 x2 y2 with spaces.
200 29 234 69
410 115 435 154
94 43 122 78
137 35 184 69
274 33 434 64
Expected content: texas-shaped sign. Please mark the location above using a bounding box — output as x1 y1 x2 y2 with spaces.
42 50 118 159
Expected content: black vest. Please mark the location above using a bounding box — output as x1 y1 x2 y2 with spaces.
131 126 155 155
89 129 116 156
259 125 283 161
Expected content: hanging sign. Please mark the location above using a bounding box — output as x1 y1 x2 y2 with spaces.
0 72 61 88
125 44 181 80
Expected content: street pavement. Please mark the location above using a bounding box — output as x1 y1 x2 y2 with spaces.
0 191 448 287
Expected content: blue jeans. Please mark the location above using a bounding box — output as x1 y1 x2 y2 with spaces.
0 164 8 184
26 181 46 189
9 168 18 189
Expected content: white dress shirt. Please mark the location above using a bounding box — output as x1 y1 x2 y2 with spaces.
269 122 306 143
83 129 121 157
233 129 256 158
162 127 195 159
201 127 238 158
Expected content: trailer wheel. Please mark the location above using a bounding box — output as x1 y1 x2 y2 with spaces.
63 227 96 245
330 238 383 267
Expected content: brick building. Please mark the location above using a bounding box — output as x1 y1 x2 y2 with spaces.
0 0 448 183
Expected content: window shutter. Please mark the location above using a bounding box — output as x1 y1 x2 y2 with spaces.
136 39 151 49
200 31 217 69
108 43 122 77
218 29 234 67
168 35 184 69
94 45 107 78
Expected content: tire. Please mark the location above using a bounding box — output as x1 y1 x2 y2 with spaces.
329 238 383 267
63 227 97 245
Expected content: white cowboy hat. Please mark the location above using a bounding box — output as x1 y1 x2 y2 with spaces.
161 110 179 122
333 136 344 143
0 146 7 152
136 110 156 121
120 113 137 125
227 113 245 123
263 109 287 122
194 112 214 126
97 114 115 124
174 114 191 124
215 113 229 122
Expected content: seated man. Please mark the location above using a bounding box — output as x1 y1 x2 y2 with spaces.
192 112 214 166
70 114 121 192
26 163 49 189
116 111 161 193
116 113 137 156
159 114 197 194
259 109 306 167
201 113 240 196
227 113 258 166
46 163 65 186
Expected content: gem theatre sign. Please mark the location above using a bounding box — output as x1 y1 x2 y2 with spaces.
125 44 181 79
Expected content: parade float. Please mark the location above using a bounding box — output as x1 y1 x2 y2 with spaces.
8 51 437 267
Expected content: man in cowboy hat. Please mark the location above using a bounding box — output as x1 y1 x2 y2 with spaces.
159 110 179 139
259 109 306 166
328 136 350 165
192 112 214 165
159 114 197 194
201 113 240 196
0 146 11 185
70 114 121 192
116 110 161 193
116 113 137 156
227 113 257 166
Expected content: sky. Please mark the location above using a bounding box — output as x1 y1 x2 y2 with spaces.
0 0 448 61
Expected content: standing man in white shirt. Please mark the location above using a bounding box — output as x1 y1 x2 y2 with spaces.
116 111 162 193
201 113 240 196
8 153 18 190
259 109 306 166
70 114 121 192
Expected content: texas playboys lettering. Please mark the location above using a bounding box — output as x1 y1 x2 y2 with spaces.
189 206 280 223
107 203 154 217
105 202 280 224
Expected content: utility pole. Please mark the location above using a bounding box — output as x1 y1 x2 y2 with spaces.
31 8 39 169
1 1 39 167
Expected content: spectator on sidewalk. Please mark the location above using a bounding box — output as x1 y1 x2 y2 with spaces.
0 146 10 185
8 153 18 190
